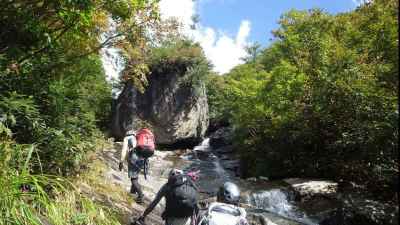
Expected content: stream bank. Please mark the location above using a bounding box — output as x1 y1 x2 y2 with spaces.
77 137 398 225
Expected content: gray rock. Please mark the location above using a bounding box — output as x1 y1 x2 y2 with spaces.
283 178 399 225
214 145 235 155
247 177 258 182
220 159 240 170
340 195 399 225
111 71 209 145
247 212 303 225
259 176 269 182
284 178 338 201
209 127 233 148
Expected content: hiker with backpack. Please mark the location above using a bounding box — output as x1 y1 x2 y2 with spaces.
136 169 199 225
198 182 248 225
119 128 155 204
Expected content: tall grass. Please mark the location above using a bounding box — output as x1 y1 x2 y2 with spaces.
0 141 121 225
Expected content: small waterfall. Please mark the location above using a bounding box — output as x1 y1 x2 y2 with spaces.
100 18 125 98
213 155 231 180
193 138 210 151
170 137 342 225
193 138 230 180
185 137 233 194
248 189 295 216
247 189 317 225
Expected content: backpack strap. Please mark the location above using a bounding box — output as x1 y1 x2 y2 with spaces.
127 135 135 150
186 176 199 191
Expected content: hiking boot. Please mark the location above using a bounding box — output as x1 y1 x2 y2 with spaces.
130 187 137 195
136 196 144 204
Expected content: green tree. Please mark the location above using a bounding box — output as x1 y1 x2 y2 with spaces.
208 0 398 200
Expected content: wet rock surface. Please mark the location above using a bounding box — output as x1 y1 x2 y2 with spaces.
100 142 174 225
208 127 241 176
338 194 399 225
209 127 234 149
94 138 397 225
284 179 338 200
282 178 399 225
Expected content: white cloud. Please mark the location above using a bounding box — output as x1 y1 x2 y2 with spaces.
351 0 370 6
236 20 250 45
192 21 250 74
159 0 195 32
159 0 251 74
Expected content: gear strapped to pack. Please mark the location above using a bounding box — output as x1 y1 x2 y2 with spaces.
164 174 198 218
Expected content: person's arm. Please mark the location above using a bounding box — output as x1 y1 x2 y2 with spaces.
239 207 249 225
142 184 168 218
120 136 132 162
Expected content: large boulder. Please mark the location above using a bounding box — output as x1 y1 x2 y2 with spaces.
111 72 209 146
209 126 234 149
283 179 399 225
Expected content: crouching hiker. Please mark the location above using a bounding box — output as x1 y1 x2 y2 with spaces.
119 128 155 204
198 182 248 225
136 169 199 225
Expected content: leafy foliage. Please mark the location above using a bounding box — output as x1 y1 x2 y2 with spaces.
0 0 163 223
207 0 398 200
148 38 211 94
0 0 160 173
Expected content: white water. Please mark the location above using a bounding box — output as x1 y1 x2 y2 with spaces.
246 189 317 225
190 138 318 225
193 138 210 151
195 137 231 180
213 156 231 180
248 189 295 216
100 19 125 98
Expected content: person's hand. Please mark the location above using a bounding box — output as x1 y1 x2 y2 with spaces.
130 216 145 225
119 162 123 171
137 216 145 225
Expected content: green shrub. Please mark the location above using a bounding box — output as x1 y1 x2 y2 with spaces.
149 39 211 93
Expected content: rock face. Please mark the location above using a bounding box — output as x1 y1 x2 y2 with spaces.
111 72 209 146
209 126 234 149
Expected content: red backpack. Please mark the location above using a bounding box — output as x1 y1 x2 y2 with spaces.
135 128 155 158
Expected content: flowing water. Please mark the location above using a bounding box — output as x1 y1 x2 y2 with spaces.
99 22 324 224
178 138 319 225
246 190 317 225
181 138 235 195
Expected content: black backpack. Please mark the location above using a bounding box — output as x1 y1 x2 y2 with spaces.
164 174 198 218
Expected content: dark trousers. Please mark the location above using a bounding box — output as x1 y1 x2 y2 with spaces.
130 177 144 198
128 151 144 199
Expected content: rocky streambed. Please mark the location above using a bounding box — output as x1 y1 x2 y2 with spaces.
99 136 398 225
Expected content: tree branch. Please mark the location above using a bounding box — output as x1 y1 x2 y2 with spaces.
17 17 78 64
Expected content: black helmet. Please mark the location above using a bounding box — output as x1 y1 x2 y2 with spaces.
217 182 240 205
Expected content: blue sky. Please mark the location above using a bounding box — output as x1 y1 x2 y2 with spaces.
159 0 362 74
198 0 357 46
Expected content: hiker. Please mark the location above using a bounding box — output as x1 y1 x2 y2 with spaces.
136 169 199 225
198 182 248 225
119 128 155 204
